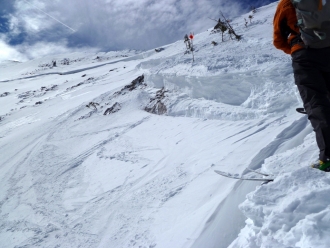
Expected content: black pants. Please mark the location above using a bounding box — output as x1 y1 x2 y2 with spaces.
292 47 330 161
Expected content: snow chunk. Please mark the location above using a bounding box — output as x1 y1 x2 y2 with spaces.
232 167 330 248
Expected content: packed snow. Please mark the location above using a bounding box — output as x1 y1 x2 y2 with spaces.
0 2 328 248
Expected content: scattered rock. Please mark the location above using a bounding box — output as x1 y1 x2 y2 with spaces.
86 102 99 110
66 82 84 91
82 74 87 77
80 75 145 119
18 85 58 102
61 58 70 65
35 101 42 105
66 77 96 92
18 91 33 99
77 109 97 120
38 62 53 68
45 85 57 91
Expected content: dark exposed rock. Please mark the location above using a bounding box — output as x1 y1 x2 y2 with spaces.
0 92 10 97
104 102 121 115
145 87 168 115
145 101 167 115
35 101 42 105
114 75 145 96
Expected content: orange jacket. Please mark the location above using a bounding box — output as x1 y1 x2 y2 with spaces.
273 0 304 54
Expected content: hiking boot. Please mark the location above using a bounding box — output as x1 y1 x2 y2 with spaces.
311 160 330 172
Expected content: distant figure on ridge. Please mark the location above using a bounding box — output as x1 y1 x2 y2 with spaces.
184 34 192 52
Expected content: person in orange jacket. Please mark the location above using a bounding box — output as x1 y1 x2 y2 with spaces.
273 0 330 171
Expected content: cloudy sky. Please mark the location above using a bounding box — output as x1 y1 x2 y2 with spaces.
0 0 276 61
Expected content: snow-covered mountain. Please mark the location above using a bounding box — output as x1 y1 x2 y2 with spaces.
1 2 329 248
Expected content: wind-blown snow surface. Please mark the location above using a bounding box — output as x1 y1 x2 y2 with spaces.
0 3 327 248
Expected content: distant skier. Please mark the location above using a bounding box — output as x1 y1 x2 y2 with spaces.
273 0 330 171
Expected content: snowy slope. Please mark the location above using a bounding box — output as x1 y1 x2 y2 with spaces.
0 2 327 248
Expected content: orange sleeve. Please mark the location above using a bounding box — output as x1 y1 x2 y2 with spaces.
273 0 299 54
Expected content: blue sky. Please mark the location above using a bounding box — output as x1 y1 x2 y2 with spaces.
0 0 276 61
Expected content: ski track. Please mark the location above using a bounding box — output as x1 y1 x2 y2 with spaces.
58 116 151 176
232 116 286 144
246 116 310 172
0 2 323 248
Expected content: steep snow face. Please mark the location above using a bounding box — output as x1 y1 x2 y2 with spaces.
0 2 325 248
229 133 330 248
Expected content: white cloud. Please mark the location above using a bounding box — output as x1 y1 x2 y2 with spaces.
3 0 249 60
0 35 97 62
0 36 26 61
15 40 97 59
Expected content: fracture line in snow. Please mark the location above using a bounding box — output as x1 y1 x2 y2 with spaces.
0 53 142 83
